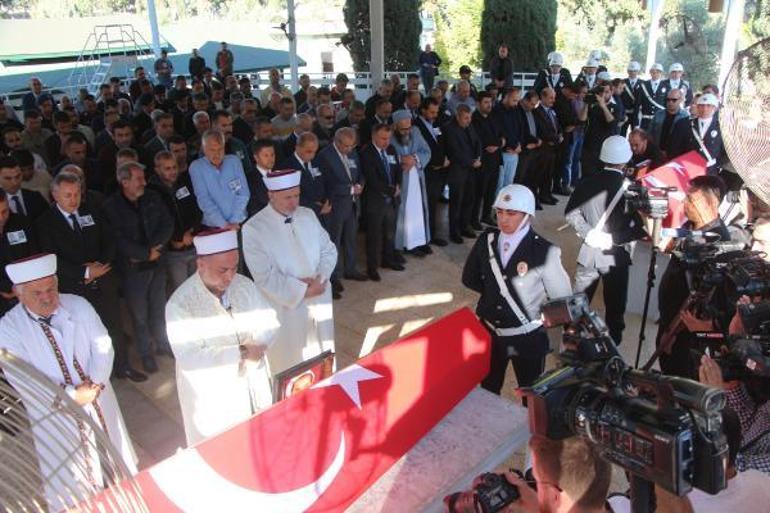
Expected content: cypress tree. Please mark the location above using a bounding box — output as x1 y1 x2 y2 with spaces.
342 0 423 71
481 0 558 72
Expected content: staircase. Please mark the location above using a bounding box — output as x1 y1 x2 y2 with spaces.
68 24 162 96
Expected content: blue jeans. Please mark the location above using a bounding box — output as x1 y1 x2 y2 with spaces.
496 152 519 196
564 133 584 187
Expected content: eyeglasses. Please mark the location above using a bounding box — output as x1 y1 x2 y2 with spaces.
666 98 680 102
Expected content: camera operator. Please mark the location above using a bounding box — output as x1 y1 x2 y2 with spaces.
578 84 621 178
565 136 647 346
657 176 735 377
445 436 612 513
462 185 572 396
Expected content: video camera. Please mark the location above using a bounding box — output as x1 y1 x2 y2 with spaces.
624 182 672 219
521 294 729 502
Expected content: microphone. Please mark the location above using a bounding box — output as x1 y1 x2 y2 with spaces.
660 228 723 241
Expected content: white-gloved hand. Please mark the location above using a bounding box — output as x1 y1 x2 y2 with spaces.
585 229 613 250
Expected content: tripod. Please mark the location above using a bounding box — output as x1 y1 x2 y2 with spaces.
634 217 663 369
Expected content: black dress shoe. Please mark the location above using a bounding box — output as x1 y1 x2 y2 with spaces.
384 262 405 271
332 280 344 293
333 290 342 300
367 270 382 281
394 253 406 264
539 195 558 205
461 229 476 238
344 271 369 281
535 203 543 211
470 221 483 231
142 356 158 374
430 238 448 247
114 367 148 383
450 235 464 244
406 248 427 258
552 187 570 196
418 244 433 254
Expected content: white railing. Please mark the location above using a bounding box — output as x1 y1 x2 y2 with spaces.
2 69 539 112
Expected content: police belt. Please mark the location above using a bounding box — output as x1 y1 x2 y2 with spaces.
484 319 543 337
641 114 654 119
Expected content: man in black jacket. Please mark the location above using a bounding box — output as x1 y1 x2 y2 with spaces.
471 92 503 228
0 190 36 315
532 88 563 206
444 104 482 244
0 156 49 222
492 88 523 198
142 112 176 173
360 123 403 281
36 171 146 382
278 132 330 226
102 161 174 373
414 97 449 246
668 93 723 176
147 151 203 293
489 45 514 89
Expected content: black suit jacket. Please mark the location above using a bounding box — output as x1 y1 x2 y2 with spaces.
277 154 328 218
9 189 49 222
142 136 168 172
360 143 402 212
414 115 446 171
0 213 37 314
533 68 573 94
318 143 362 208
668 117 723 174
442 118 481 178
533 105 562 147
35 205 115 294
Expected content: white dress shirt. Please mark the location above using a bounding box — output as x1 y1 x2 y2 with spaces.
498 223 530 268
698 117 713 138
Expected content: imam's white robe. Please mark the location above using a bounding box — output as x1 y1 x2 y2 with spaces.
165 272 280 447
242 205 338 375
0 295 137 511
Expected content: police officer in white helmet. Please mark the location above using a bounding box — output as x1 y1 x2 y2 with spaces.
621 61 642 134
463 184 571 396
565 136 648 345
660 62 693 107
533 52 573 95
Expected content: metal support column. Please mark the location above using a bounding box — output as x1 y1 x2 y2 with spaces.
287 0 299 91
645 0 665 72
146 0 162 58
718 0 745 89
369 0 385 87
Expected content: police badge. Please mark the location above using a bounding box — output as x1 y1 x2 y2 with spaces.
516 261 528 276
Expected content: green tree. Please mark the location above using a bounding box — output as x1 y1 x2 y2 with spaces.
341 0 422 71
432 0 483 75
481 0 557 72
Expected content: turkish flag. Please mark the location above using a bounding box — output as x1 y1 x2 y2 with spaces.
88 308 491 512
638 151 707 228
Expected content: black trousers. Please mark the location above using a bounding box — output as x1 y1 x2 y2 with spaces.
575 263 630 345
534 146 557 199
472 155 500 224
76 272 130 373
447 166 476 237
365 202 397 271
481 329 548 395
425 167 447 239
514 149 539 188
328 201 359 278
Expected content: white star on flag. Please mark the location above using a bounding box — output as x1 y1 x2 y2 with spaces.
313 364 384 409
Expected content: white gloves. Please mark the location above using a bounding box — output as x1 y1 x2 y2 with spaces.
585 229 613 250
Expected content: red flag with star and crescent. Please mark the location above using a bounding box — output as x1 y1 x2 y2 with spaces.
91 308 491 512
638 150 707 228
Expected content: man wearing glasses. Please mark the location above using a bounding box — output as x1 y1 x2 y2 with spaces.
648 88 688 159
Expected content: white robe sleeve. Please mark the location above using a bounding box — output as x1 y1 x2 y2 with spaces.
165 300 243 370
316 222 338 282
242 222 308 309
81 299 115 387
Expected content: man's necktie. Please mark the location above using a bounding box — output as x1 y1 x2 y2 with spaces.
69 214 82 236
284 217 293 224
12 195 24 216
381 150 392 184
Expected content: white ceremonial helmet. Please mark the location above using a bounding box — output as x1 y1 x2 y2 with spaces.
589 49 604 61
585 58 600 68
493 184 536 216
669 62 684 73
597 71 612 82
548 52 564 67
696 93 719 107
627 61 641 72
600 136 633 165
650 63 664 72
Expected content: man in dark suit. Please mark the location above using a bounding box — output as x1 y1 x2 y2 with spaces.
102 161 174 373
668 93 723 175
358 98 393 148
512 91 543 208
414 97 449 247
141 112 176 173
95 119 136 194
360 123 403 281
443 104 482 244
44 111 77 168
36 171 146 382
318 127 368 296
0 190 37 315
132 93 156 138
532 88 563 206
471 92 503 229
0 156 49 222
248 138 274 216
278 132 330 227
21 77 43 112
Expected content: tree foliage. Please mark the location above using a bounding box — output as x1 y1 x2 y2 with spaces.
480 0 557 72
432 0 483 75
341 0 422 71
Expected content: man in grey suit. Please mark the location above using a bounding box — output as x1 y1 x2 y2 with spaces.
318 127 368 297
463 184 571 395
565 136 647 346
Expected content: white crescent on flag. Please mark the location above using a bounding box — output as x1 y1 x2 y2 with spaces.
148 432 346 512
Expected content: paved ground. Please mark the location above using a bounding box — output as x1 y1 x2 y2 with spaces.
114 198 661 493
